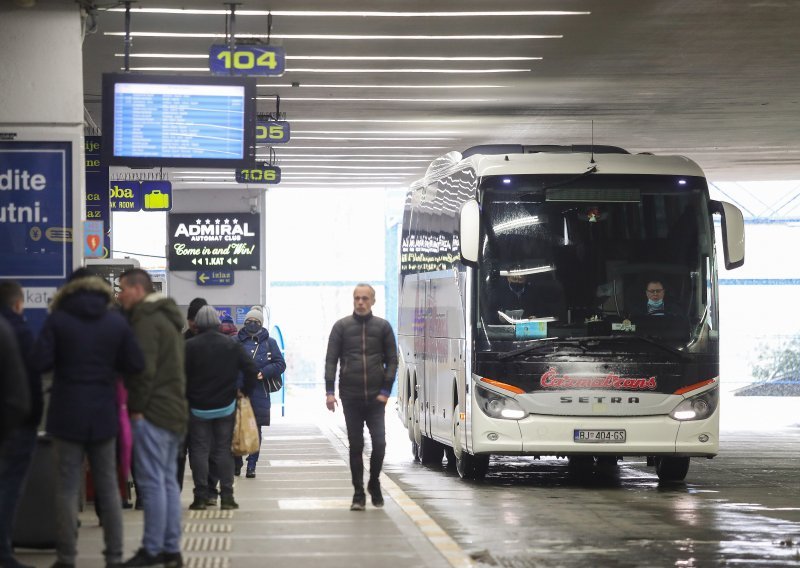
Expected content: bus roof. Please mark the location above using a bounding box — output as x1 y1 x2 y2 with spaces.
413 148 707 189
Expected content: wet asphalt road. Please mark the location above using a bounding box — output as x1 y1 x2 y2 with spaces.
382 425 800 567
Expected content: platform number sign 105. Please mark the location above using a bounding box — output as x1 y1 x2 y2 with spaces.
255 121 291 144
209 45 286 76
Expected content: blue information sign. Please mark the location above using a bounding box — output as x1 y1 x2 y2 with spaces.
109 180 141 212
216 306 232 321
235 306 250 325
84 135 110 256
209 44 286 76
196 270 235 286
0 141 71 279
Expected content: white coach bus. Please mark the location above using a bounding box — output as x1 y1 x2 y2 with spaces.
396 144 744 482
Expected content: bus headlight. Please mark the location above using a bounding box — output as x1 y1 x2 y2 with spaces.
669 387 719 421
476 385 527 420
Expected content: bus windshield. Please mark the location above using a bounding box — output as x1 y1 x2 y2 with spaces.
476 173 713 351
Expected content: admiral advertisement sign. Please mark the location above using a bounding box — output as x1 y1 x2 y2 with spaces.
168 213 260 271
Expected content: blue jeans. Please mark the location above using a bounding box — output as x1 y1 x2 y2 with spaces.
132 418 182 556
53 436 122 565
0 427 36 564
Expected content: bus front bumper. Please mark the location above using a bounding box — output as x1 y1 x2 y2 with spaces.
470 410 719 457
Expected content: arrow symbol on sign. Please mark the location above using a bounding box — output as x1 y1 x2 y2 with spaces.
198 273 209 284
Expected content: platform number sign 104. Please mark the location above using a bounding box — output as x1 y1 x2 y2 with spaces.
209 45 286 76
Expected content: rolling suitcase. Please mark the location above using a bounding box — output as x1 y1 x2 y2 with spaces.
12 434 58 549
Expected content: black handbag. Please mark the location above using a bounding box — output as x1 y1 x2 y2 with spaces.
252 339 283 393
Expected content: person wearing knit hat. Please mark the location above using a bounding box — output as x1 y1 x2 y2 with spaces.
244 306 263 326
235 306 285 478
184 304 258 511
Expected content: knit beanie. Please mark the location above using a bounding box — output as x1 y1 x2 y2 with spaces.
244 306 264 325
194 305 220 331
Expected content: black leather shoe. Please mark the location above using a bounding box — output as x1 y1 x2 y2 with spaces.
188 498 207 510
122 548 161 567
245 469 256 478
367 480 384 508
160 552 183 568
350 492 366 511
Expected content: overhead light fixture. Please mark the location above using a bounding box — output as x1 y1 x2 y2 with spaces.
107 8 589 17
286 136 455 141
269 145 449 150
116 53 540 62
291 130 458 135
277 158 430 163
122 66 530 74
105 32 562 40
275 97 493 103
264 84 505 89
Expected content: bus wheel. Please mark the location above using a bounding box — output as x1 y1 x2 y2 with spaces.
444 446 457 470
419 436 445 465
411 440 420 462
457 452 490 481
655 457 690 482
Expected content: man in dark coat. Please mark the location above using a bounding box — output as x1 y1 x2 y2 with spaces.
185 305 258 510
0 280 39 568
325 284 398 511
34 270 145 568
235 306 285 478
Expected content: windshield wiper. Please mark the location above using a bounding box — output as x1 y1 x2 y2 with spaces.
596 334 685 358
495 334 684 361
497 337 584 361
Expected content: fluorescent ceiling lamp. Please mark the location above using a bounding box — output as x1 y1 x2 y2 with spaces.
285 136 455 141
269 145 449 149
116 53 540 62
108 8 589 17
276 154 435 158
286 119 470 123
263 84 505 89
277 158 430 163
105 32 562 40
122 66 529 74
275 97 493 102
269 165 420 170
287 68 531 74
292 130 458 135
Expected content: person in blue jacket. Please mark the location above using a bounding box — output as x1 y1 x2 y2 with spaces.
235 306 285 478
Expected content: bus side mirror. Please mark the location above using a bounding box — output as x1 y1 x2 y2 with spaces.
459 199 480 267
710 200 745 270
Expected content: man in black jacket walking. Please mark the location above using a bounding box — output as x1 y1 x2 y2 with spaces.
325 284 398 511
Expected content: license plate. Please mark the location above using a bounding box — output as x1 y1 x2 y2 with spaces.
573 429 626 443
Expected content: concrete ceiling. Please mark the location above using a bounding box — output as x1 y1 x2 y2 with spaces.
81 1 800 188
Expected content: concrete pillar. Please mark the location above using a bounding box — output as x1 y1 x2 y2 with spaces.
0 1 85 332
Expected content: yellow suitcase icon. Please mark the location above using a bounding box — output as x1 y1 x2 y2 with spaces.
144 190 170 210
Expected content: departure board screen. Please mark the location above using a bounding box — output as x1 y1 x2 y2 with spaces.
102 74 255 168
